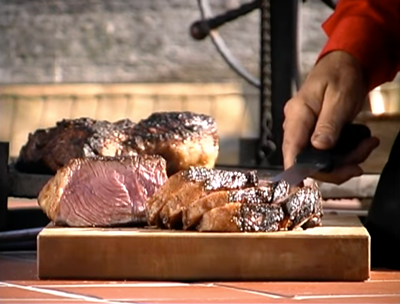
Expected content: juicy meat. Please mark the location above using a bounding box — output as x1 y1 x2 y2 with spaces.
147 167 323 232
182 186 276 230
197 184 322 232
145 166 259 228
197 203 243 232
37 155 168 227
197 202 285 232
15 111 219 177
127 112 219 176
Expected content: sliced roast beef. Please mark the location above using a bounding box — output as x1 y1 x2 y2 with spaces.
38 155 168 227
145 166 259 228
197 184 323 232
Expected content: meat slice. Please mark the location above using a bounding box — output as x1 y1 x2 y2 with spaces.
197 203 243 232
38 155 168 227
182 191 230 230
15 111 219 177
281 183 323 230
197 202 285 232
196 183 323 233
126 112 219 176
182 186 275 230
146 167 259 228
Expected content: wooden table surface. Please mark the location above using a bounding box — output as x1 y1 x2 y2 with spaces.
0 251 399 304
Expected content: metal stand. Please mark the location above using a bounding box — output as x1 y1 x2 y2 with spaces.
0 141 51 232
191 0 299 169
0 142 9 230
240 0 298 168
263 0 298 167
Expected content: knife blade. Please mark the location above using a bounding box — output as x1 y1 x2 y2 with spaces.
269 123 372 187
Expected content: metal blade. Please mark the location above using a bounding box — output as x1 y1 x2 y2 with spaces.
269 164 320 186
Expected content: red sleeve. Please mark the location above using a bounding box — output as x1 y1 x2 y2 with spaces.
318 0 400 91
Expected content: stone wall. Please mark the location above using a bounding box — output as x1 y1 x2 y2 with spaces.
0 0 332 85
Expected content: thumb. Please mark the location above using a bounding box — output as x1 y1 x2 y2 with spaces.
311 91 353 150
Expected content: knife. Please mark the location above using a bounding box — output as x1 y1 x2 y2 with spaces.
269 123 372 186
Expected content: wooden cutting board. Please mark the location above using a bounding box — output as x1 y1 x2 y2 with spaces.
37 214 370 281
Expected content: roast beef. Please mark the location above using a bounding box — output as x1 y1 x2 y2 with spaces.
145 166 259 228
197 184 322 232
15 111 219 177
127 112 219 176
38 155 168 227
146 167 323 232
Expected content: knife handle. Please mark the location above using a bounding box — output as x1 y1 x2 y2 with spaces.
295 123 372 173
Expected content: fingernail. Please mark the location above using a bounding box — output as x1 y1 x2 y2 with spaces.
312 134 333 146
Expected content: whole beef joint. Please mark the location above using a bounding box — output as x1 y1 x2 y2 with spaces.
38 155 168 227
146 167 324 232
15 111 219 176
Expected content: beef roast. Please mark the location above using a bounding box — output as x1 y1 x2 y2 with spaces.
197 184 322 232
38 155 168 227
182 186 275 230
127 112 219 176
147 167 323 232
15 118 135 175
15 111 219 177
145 166 259 228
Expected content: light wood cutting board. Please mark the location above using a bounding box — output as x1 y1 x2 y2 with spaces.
37 214 370 281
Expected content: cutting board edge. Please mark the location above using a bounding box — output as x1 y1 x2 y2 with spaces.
37 215 370 282
38 213 370 238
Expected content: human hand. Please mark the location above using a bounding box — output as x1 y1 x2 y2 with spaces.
283 51 380 184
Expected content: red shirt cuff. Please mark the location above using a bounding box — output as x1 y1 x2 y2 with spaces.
318 16 398 91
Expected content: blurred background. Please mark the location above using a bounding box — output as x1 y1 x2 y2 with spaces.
1 0 399 171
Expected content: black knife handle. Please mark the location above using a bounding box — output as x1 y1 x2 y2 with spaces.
295 123 372 173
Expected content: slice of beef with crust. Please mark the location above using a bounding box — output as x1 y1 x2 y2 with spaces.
146 167 259 228
182 185 275 230
197 203 243 232
196 183 323 232
197 202 285 232
38 155 168 227
280 183 323 230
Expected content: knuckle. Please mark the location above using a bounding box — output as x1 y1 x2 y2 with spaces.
283 98 297 116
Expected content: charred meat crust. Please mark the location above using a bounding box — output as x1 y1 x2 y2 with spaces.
145 166 259 228
147 167 323 233
15 112 219 177
197 183 322 232
126 112 219 176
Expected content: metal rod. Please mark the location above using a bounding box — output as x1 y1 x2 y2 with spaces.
264 0 298 167
196 0 260 88
257 0 275 166
190 0 261 40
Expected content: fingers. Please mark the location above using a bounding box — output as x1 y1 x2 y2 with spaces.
310 136 380 184
311 164 364 185
341 136 380 165
282 97 317 169
310 52 367 150
311 88 354 150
